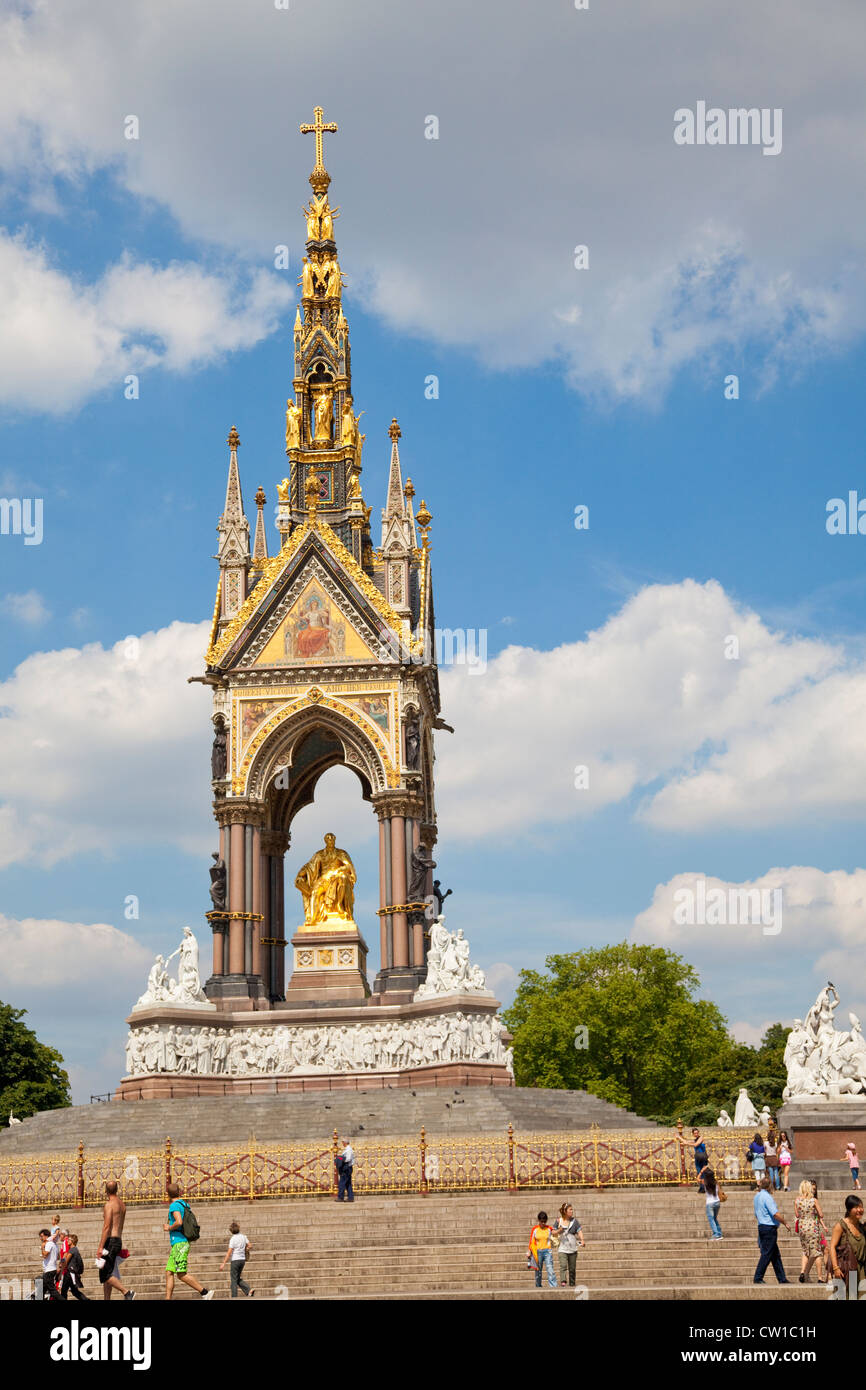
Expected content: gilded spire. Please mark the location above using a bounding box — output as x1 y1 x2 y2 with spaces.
300 104 338 194
253 485 268 564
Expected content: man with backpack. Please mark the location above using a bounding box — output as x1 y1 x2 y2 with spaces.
163 1183 214 1300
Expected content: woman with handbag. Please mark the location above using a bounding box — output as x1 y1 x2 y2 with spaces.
829 1195 866 1298
764 1135 781 1190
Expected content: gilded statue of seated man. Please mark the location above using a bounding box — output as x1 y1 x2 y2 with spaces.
295 832 356 926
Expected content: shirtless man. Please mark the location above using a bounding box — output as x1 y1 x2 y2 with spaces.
96 1181 134 1301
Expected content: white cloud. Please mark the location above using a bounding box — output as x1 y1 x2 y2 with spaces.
0 620 212 868
0 232 291 412
0 0 862 404
0 913 151 992
631 866 866 1024
730 1020 781 1048
2 578 865 869
439 577 861 837
0 914 174 1102
2 590 50 624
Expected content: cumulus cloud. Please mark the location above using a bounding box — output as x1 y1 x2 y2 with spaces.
2 578 865 868
0 0 862 406
0 232 291 412
632 866 866 1022
0 914 172 1102
0 913 151 993
439 577 861 837
0 620 212 868
2 590 50 624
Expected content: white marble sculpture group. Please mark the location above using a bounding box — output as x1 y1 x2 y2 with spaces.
125 1013 512 1077
133 928 211 1010
413 918 491 999
716 1092 773 1128
783 983 866 1101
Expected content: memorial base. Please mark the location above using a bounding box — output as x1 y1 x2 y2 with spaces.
778 1099 866 1161
120 994 513 1098
285 921 370 1005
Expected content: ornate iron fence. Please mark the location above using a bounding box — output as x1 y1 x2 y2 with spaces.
0 1127 759 1211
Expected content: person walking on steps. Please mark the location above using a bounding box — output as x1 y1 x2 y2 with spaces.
703 1166 724 1240
528 1211 558 1289
753 1174 791 1285
554 1202 585 1285
163 1183 214 1301
844 1143 861 1191
59 1234 89 1301
219 1221 255 1298
96 1181 134 1301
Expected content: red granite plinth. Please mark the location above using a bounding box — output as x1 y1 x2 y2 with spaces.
115 1060 512 1100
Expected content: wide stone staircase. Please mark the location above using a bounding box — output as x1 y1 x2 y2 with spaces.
0 1190 828 1301
0 1088 656 1154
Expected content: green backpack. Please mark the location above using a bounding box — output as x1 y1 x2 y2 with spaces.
179 1200 200 1243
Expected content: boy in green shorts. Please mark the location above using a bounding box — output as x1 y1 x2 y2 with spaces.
163 1184 214 1301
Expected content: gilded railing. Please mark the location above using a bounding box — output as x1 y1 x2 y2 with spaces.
0 1127 760 1211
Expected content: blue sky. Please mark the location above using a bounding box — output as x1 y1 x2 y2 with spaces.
1 0 865 1100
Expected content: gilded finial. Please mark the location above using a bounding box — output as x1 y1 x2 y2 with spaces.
416 499 432 547
254 485 266 509
404 477 415 502
300 104 338 194
227 426 241 449
294 307 302 334
388 418 401 442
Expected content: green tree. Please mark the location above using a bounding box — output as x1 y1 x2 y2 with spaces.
672 1024 789 1125
501 943 730 1117
0 1002 71 1125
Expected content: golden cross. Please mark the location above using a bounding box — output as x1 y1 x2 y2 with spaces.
300 105 338 172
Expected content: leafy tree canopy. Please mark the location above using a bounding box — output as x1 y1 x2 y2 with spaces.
502 943 731 1117
0 1002 71 1126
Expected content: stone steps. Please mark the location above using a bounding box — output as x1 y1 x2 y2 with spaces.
0 1088 657 1154
1 1189 820 1300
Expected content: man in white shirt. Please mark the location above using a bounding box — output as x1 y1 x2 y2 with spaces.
336 1139 355 1203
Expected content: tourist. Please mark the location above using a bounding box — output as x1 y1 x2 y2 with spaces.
96 1181 134 1301
58 1234 89 1301
829 1194 866 1298
336 1138 355 1203
38 1227 60 1300
764 1133 781 1190
844 1142 861 1191
752 1174 791 1285
679 1127 709 1191
163 1183 214 1300
554 1202 585 1285
219 1220 254 1298
528 1211 558 1288
794 1178 827 1283
778 1132 793 1191
748 1133 766 1188
703 1167 723 1240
